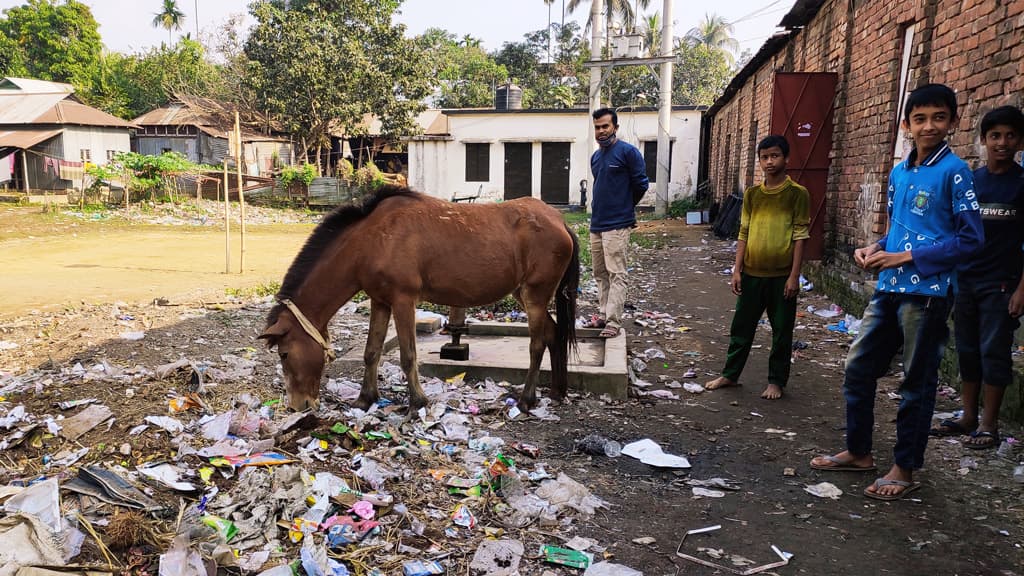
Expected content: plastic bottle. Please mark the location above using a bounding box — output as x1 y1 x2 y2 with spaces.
996 439 1015 460
431 443 459 457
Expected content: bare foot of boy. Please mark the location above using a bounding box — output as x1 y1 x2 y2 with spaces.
761 383 783 399
705 376 739 390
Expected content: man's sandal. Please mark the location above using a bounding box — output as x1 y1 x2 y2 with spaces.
864 478 921 501
964 430 999 450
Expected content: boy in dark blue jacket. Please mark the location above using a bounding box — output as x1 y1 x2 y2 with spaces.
810 84 984 501
588 107 649 338
931 105 1024 448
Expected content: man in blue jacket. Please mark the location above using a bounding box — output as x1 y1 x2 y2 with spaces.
589 107 649 337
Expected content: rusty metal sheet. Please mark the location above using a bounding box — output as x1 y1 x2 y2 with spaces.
770 72 838 261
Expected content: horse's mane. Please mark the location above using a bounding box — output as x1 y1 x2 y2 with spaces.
266 185 420 327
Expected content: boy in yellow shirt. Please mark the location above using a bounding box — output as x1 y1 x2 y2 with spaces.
706 135 810 399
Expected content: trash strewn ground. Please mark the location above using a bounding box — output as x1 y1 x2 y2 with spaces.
0 218 1021 575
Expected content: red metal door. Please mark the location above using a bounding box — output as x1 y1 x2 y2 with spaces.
769 72 837 261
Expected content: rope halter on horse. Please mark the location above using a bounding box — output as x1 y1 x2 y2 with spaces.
278 299 336 363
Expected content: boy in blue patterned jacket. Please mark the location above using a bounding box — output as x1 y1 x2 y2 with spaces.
810 84 984 501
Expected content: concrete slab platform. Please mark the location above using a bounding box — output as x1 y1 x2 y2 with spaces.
335 320 628 399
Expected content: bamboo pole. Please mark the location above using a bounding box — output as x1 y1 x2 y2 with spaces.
235 111 246 274
22 151 29 192
223 162 230 274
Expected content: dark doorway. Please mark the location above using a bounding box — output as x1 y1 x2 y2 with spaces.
540 142 570 204
503 142 532 200
770 72 837 261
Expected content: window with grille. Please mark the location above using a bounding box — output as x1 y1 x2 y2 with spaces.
465 143 490 182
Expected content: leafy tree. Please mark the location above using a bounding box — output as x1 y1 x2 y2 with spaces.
0 0 102 89
415 28 507 108
605 64 657 107
152 0 186 45
673 40 731 106
79 39 223 119
684 13 739 66
493 22 589 109
0 32 26 77
244 0 430 169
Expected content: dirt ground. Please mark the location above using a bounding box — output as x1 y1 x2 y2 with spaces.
0 207 1021 576
0 205 313 316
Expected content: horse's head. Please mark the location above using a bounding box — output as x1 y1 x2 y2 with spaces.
258 310 326 412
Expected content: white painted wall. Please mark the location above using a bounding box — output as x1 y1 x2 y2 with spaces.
407 108 703 206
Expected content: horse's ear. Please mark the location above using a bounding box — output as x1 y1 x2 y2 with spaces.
257 320 288 347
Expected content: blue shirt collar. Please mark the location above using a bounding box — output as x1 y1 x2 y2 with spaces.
906 141 951 168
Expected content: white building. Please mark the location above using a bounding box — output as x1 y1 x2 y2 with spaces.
407 106 705 207
405 105 704 206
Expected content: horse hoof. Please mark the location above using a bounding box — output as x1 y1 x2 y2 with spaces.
352 395 377 411
408 396 428 412
516 396 537 412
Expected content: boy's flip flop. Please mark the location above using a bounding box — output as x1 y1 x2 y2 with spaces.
964 430 999 450
598 325 620 338
809 454 877 472
863 478 921 501
929 418 970 437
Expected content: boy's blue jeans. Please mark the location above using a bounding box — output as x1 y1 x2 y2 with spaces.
843 292 950 470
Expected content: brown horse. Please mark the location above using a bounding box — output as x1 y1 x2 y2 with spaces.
259 185 579 412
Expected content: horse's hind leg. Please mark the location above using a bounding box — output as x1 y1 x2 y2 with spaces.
355 299 391 410
518 295 556 411
393 299 427 410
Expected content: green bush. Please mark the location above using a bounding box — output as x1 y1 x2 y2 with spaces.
337 159 355 184
667 196 705 218
279 164 318 188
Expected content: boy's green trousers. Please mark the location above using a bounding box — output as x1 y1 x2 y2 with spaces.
721 273 797 387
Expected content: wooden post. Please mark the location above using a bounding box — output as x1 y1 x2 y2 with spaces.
223 162 230 274
235 111 246 274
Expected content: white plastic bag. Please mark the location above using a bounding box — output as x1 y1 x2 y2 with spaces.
158 535 206 576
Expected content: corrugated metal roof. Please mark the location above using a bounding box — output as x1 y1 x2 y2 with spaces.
779 0 828 29
0 94 134 128
705 32 796 118
0 128 63 149
0 77 75 94
0 93 67 123
133 101 287 142
133 103 214 127
37 100 134 128
192 124 288 142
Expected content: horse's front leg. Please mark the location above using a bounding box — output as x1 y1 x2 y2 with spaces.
355 299 391 410
393 300 427 410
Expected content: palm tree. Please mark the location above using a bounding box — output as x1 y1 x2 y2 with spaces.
566 0 651 35
685 13 739 65
152 0 186 45
642 12 661 56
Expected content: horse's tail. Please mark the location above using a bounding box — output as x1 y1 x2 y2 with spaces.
551 222 580 397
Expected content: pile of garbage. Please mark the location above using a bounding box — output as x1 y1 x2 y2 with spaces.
0 347 641 575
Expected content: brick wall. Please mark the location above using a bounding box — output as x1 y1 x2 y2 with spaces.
708 0 1024 283
707 0 1024 420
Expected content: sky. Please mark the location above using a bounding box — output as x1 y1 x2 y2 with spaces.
0 0 795 57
